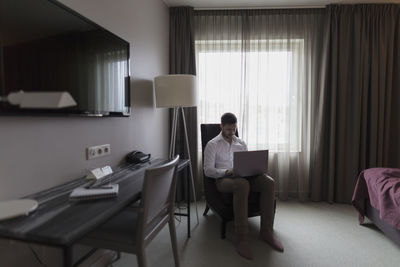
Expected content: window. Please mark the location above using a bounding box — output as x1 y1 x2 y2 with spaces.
196 39 304 152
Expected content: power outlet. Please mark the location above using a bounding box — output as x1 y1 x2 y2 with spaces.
87 144 111 160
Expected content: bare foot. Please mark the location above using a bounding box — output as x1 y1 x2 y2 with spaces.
236 234 254 260
260 233 284 252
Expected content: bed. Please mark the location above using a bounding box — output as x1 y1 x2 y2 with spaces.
352 168 400 247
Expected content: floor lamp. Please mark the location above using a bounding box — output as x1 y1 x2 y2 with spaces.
154 74 199 225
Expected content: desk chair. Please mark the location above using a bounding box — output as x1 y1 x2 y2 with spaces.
201 124 275 239
80 155 180 267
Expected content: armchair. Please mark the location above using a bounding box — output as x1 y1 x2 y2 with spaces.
201 124 267 239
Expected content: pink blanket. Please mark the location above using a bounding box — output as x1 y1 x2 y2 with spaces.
352 168 400 230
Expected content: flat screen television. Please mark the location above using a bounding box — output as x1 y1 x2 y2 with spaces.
0 0 130 116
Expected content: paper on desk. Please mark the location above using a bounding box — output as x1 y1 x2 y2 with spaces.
86 166 113 180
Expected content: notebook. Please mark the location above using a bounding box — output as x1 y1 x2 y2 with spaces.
233 150 268 177
69 184 119 201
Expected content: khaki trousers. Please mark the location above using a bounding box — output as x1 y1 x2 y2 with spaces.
216 174 275 234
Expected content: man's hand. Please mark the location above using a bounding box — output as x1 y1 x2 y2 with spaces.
225 169 233 176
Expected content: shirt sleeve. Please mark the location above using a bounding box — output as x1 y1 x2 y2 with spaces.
243 140 248 151
236 137 248 151
203 142 227 179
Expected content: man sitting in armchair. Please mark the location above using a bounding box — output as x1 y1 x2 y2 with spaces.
203 112 284 260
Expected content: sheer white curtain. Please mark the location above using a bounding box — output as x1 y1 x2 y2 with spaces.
89 49 128 113
93 50 128 112
194 9 327 200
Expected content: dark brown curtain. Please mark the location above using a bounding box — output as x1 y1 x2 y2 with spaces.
169 7 199 201
311 4 400 203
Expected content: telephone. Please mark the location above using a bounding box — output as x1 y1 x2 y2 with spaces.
126 150 151 164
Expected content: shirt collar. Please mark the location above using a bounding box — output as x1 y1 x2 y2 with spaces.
216 132 239 143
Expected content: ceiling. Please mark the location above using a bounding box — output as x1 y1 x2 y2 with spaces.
163 0 400 8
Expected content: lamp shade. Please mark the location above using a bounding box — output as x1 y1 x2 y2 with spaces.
154 74 197 108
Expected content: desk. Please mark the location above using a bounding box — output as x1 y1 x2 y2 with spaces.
0 159 164 267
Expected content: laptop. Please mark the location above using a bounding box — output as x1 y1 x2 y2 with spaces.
233 150 269 177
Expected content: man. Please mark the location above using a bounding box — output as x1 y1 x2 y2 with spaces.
204 112 283 260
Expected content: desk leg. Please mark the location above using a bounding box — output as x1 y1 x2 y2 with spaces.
175 166 191 238
63 246 73 267
187 166 191 238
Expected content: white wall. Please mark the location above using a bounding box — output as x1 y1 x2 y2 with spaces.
0 0 169 265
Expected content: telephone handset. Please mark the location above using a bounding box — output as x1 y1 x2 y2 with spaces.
126 150 151 164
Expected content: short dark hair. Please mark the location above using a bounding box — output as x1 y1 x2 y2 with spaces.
221 112 237 125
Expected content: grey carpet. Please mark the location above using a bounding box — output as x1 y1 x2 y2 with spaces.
114 200 400 267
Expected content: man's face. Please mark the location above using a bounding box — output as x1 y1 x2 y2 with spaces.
221 123 237 140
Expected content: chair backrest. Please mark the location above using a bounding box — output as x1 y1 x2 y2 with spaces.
200 124 239 161
140 155 179 227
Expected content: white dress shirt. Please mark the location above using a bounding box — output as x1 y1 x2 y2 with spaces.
203 132 248 179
